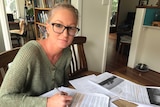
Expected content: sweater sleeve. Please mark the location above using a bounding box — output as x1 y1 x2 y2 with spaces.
0 42 47 107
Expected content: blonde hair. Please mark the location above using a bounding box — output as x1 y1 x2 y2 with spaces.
47 3 79 23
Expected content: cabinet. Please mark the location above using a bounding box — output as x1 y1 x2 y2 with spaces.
32 0 71 39
136 6 160 30
137 6 160 27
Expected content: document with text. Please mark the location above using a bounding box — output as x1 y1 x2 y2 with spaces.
89 72 160 107
41 87 110 107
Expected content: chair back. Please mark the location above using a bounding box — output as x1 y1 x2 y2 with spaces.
0 47 20 86
7 14 14 22
69 36 88 78
19 20 25 35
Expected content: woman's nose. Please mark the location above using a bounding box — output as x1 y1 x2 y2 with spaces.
62 28 69 37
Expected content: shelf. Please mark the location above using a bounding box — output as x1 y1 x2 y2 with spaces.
35 7 51 11
143 25 160 29
137 6 160 9
35 22 46 27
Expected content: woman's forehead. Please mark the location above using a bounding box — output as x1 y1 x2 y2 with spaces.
50 8 77 24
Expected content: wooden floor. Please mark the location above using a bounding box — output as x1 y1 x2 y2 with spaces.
106 33 128 72
106 33 160 87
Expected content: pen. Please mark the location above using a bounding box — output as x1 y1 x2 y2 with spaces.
55 88 67 95
55 87 61 93
55 88 69 107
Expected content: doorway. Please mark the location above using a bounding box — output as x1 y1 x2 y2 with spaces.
106 0 138 72
106 0 128 72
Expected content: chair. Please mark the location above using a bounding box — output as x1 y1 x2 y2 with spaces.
116 12 135 50
69 36 99 80
0 47 20 86
7 14 14 22
118 35 131 55
10 20 27 47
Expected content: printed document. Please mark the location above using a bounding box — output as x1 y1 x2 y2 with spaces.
89 72 160 106
41 87 110 107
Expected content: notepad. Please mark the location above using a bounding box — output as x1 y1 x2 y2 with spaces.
41 87 110 107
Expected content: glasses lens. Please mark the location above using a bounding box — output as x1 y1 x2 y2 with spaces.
52 23 64 34
68 27 79 36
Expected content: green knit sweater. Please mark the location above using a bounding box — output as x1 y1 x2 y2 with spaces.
0 41 72 107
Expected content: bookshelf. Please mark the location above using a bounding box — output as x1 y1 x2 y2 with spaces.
32 0 71 39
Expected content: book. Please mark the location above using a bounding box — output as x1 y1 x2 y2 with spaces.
38 25 47 39
41 87 110 107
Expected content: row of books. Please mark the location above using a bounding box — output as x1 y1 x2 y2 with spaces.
37 11 48 23
33 0 70 8
38 25 47 39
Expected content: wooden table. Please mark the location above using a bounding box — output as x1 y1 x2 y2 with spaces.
69 67 160 106
9 21 19 30
108 67 160 87
69 70 100 80
70 67 160 87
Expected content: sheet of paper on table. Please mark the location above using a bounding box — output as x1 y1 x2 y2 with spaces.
69 74 116 97
69 74 118 107
69 72 160 107
41 87 110 107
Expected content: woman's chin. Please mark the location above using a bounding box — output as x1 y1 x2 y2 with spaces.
58 44 69 49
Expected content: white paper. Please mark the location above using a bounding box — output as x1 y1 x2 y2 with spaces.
69 74 97 92
89 72 160 106
41 87 110 107
69 72 160 107
69 74 116 97
69 74 118 107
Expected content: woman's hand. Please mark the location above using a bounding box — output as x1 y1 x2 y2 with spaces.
47 92 72 107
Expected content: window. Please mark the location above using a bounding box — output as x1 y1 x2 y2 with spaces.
4 0 18 19
110 0 119 26
112 0 118 13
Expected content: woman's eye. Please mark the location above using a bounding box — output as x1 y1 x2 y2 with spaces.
69 27 76 30
55 24 63 28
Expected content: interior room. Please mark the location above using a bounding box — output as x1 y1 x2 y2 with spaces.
1 0 160 73
1 0 160 106
5 0 35 48
107 0 138 72
107 0 160 73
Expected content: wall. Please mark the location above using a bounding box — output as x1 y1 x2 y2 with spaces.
81 0 111 72
118 0 139 25
148 0 158 6
71 0 82 35
0 0 12 51
16 0 25 18
128 8 160 72
0 20 5 52
138 28 160 72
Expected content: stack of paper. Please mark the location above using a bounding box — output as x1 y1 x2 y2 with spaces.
69 72 160 107
41 87 110 107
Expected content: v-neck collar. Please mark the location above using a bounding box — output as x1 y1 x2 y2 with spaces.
33 41 64 67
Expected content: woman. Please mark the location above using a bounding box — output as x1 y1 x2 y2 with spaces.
0 3 79 107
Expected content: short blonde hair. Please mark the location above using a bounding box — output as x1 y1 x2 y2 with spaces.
47 3 79 23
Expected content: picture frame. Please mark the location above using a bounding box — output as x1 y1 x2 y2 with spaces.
139 0 149 6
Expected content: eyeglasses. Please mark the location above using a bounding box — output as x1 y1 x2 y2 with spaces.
51 23 80 36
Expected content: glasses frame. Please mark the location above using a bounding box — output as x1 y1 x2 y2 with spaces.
51 23 80 36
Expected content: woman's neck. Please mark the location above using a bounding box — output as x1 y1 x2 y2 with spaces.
38 39 63 65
